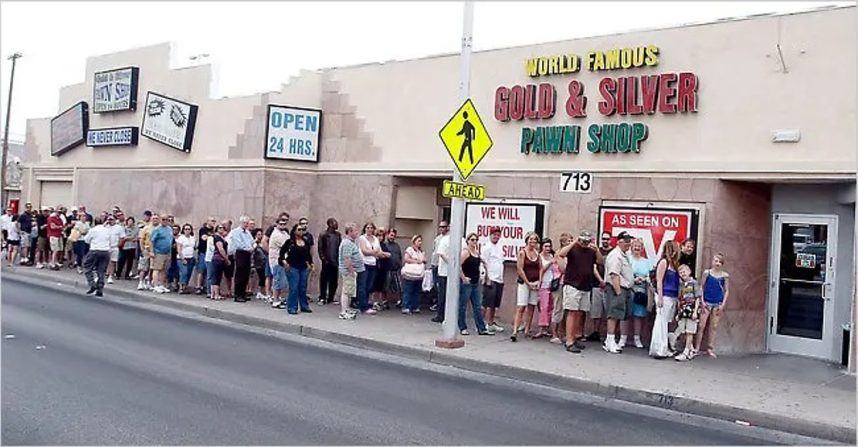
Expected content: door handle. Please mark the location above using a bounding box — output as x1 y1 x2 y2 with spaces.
822 283 832 301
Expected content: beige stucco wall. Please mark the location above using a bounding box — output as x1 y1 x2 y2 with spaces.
23 8 855 181
327 7 856 178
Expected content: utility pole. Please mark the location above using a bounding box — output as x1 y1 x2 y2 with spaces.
1 52 22 210
436 1 473 349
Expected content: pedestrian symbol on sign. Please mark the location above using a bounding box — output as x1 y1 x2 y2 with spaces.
439 99 493 181
457 112 476 164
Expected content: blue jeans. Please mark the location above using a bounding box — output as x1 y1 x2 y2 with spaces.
208 259 225 289
286 267 310 313
73 240 89 266
167 258 179 283
402 279 422 312
435 276 448 319
356 269 371 311
458 281 487 332
178 257 196 285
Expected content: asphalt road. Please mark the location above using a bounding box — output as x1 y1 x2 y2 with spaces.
2 279 777 445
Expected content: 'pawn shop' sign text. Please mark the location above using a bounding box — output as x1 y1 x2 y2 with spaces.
493 45 699 156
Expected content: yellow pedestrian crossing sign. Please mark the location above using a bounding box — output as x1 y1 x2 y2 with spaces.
439 99 493 181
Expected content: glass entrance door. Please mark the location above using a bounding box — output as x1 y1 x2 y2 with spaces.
768 214 838 360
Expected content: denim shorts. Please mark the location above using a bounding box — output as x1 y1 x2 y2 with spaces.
271 265 289 291
196 253 208 272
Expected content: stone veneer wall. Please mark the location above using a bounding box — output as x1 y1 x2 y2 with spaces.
463 174 771 354
75 169 267 226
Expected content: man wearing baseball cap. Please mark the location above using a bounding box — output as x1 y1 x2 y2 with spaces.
603 231 635 353
480 226 506 333
556 229 604 353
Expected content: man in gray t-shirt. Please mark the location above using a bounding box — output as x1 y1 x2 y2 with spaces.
338 222 373 319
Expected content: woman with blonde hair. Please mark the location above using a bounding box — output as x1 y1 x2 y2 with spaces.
511 232 542 342
400 234 426 314
649 240 682 358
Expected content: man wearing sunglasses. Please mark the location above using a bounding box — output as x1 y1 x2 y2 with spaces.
429 221 449 314
267 217 291 308
430 221 450 322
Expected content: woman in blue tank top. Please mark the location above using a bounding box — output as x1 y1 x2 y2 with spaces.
650 240 682 359
694 253 730 358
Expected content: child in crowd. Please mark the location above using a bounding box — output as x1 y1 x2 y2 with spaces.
695 253 730 358
673 264 701 361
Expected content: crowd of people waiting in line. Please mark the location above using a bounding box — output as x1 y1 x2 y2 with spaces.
0 203 730 361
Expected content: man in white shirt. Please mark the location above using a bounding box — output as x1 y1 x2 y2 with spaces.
105 215 125 284
0 206 13 244
267 217 291 308
82 217 112 297
429 221 449 313
431 229 450 323
480 227 506 333
603 231 635 354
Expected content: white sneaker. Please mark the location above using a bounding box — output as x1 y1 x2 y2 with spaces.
460 329 470 336
490 323 505 333
107 276 114 284
35 263 44 269
618 335 627 349
255 292 265 301
339 311 356 320
137 282 146 290
603 338 620 354
634 336 645 349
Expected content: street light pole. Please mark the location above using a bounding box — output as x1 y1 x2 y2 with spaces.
436 1 473 349
1 52 22 210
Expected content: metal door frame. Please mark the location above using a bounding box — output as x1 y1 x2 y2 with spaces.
767 213 838 360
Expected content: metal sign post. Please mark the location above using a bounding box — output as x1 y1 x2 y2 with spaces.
435 1 473 349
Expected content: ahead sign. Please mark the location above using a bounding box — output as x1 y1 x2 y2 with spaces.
442 180 485 201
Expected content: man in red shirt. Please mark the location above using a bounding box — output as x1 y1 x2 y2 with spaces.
46 207 65 270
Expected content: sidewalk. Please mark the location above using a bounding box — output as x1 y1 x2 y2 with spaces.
3 266 856 443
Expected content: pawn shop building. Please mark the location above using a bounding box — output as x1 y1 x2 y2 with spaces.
20 6 856 366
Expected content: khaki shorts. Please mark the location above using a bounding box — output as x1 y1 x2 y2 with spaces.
676 318 698 334
49 236 64 252
562 285 591 312
341 272 357 298
37 237 48 252
109 248 119 263
516 282 539 306
590 286 607 319
606 286 631 321
151 253 170 271
551 290 565 324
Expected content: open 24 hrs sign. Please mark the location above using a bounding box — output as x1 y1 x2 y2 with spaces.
559 172 593 193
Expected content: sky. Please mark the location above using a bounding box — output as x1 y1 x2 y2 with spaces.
0 0 853 141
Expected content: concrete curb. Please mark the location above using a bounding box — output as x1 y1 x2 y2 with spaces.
4 270 854 443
